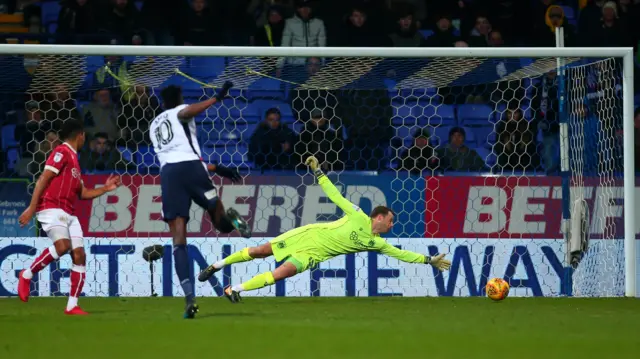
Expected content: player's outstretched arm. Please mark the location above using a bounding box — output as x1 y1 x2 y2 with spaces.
80 174 122 200
378 241 451 271
177 81 233 121
304 156 359 216
18 169 57 227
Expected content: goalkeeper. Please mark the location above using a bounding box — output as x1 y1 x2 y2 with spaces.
198 156 451 302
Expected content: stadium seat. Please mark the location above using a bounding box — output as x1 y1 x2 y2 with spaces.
248 78 286 100
419 29 434 39
118 146 133 163
430 126 451 146
136 146 159 168
561 6 575 20
185 57 225 79
474 147 494 168
418 104 455 127
392 103 418 126
2 124 17 150
473 125 495 148
394 126 421 147
6 147 19 170
457 104 494 126
40 1 60 26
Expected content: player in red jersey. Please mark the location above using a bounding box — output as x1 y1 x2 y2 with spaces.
17 119 121 315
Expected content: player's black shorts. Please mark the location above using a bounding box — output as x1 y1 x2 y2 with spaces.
160 160 218 222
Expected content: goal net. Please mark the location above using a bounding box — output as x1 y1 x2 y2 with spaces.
0 46 636 298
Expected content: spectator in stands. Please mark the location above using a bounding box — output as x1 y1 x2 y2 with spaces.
388 0 426 29
103 0 140 45
585 1 633 47
531 70 560 173
247 0 293 28
178 0 224 46
579 0 605 40
425 14 459 47
276 0 326 75
488 30 504 47
398 128 436 174
41 85 80 127
83 88 120 143
80 132 131 172
338 89 393 171
25 129 60 178
388 5 426 47
290 57 339 122
249 108 297 170
466 15 491 47
139 0 184 45
433 127 486 172
495 107 540 171
118 86 158 148
57 0 96 43
618 0 640 49
338 6 386 47
296 108 344 171
14 100 52 154
534 5 576 47
252 5 286 46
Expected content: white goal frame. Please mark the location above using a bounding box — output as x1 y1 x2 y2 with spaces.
0 44 636 297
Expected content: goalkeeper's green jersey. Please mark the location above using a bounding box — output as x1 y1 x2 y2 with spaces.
271 174 426 265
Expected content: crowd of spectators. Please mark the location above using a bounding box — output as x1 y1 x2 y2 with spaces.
0 0 638 177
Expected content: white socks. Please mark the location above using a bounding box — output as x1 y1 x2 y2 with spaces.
212 259 226 270
231 284 244 293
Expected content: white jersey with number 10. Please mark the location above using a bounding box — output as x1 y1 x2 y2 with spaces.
149 104 202 168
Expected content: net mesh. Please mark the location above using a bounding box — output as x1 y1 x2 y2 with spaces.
0 52 629 298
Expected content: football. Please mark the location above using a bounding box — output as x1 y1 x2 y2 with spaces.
486 278 510 301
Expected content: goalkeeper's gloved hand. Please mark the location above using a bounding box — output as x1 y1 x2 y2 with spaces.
214 165 242 183
304 156 323 177
426 253 451 271
215 81 234 101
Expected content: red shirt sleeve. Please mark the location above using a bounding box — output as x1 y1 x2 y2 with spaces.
44 148 68 175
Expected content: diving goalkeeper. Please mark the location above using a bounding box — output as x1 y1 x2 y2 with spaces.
198 156 452 302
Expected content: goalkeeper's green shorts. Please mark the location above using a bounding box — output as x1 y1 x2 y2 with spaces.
270 229 322 273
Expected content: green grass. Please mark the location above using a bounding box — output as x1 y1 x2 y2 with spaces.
1 297 639 359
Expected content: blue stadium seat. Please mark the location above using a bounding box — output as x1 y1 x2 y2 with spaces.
474 147 495 168
2 124 17 150
40 1 61 26
251 100 292 120
185 57 225 78
392 103 418 126
6 147 19 170
418 104 455 127
292 122 304 134
561 6 575 20
394 126 421 147
201 144 248 166
136 146 159 168
118 146 133 163
419 30 434 39
430 126 451 146
473 125 495 148
248 78 286 100
458 104 494 126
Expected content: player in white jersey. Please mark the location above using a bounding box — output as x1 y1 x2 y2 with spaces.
150 81 250 319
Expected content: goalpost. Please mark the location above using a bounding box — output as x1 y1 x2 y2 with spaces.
0 44 636 298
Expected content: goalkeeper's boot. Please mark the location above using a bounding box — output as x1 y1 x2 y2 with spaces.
183 300 199 319
223 285 242 303
198 263 221 282
17 270 30 303
227 208 251 238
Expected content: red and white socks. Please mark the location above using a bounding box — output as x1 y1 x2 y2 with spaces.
67 264 86 311
22 245 60 280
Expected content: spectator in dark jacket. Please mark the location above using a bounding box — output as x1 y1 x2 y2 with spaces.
296 108 344 171
434 127 486 172
249 108 297 169
388 6 426 47
56 0 96 42
399 128 436 174
103 0 140 45
80 132 132 172
178 0 224 46
495 107 540 171
425 14 459 47
252 5 285 46
534 5 576 47
338 6 386 47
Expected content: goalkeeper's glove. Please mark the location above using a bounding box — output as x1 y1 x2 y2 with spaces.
211 164 241 183
304 156 323 177
425 253 451 271
215 81 234 101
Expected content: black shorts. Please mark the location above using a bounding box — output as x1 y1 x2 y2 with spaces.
160 160 218 222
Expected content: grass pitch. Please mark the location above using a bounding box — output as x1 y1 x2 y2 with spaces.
0 297 638 359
